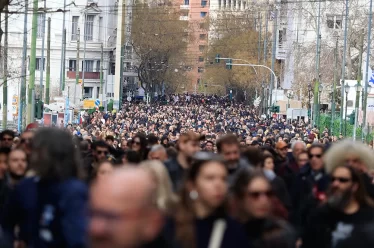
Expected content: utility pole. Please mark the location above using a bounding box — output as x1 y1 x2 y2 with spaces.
60 0 66 93
27 0 38 125
100 43 104 103
62 29 66 91
353 29 364 140
363 0 373 142
331 38 338 135
313 0 322 128
263 10 268 112
258 13 262 64
2 5 8 129
39 0 46 101
75 28 80 104
270 8 278 107
45 17 51 104
340 0 349 135
82 10 88 101
18 0 28 132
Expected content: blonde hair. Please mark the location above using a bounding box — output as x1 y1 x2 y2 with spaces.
324 140 374 173
140 160 178 212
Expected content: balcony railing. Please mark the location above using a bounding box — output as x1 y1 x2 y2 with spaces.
179 16 189 21
124 67 138 73
180 5 190 9
67 71 100 79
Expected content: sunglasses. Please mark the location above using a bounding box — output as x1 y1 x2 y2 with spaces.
2 138 13 141
248 190 273 199
97 150 108 155
309 154 322 159
331 176 351 183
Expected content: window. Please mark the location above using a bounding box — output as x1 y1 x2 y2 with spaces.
97 87 100 98
184 0 189 5
69 59 77 71
200 12 207 18
110 62 115 75
99 17 103 39
201 0 207 6
37 13 45 38
198 67 204 73
96 61 101 72
71 16 79 41
36 58 45 71
82 60 94 72
84 15 94 41
199 33 207 40
84 87 93 99
327 15 342 29
198 56 204 62
199 45 206 52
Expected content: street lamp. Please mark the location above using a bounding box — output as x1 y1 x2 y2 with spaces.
261 82 266 114
328 85 334 135
308 82 312 122
353 82 362 140
317 84 324 128
344 83 350 136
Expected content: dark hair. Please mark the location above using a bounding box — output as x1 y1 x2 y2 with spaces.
232 169 270 199
0 147 10 156
332 165 374 207
242 147 263 167
307 143 325 156
147 134 159 145
124 150 142 164
30 128 83 182
92 140 108 150
216 134 239 153
174 152 227 248
0 130 15 140
105 135 114 142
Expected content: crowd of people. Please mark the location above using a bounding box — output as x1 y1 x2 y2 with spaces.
0 94 373 248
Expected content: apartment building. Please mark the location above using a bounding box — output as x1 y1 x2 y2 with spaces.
1 0 118 120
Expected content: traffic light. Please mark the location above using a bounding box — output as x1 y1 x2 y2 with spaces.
349 111 355 125
34 101 44 119
226 59 232 70
215 54 221 63
269 106 280 113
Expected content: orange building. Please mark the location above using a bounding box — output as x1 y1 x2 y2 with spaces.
179 0 209 93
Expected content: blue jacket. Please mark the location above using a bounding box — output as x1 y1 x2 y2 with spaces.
2 177 88 248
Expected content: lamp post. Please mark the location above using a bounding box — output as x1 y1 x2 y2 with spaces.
328 85 334 135
353 82 362 140
318 84 324 129
308 82 312 122
362 85 372 142
261 82 266 114
344 83 350 136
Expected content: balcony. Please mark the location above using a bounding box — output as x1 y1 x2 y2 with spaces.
180 5 190 9
179 16 189 21
67 71 100 80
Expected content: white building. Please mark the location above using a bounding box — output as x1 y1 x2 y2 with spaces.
1 0 120 120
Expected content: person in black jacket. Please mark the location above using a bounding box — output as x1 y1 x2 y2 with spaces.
2 128 88 248
165 152 249 248
303 165 374 248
